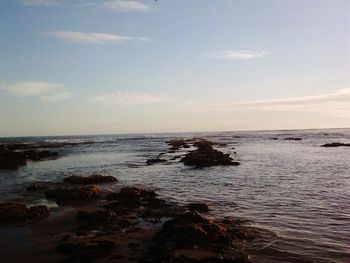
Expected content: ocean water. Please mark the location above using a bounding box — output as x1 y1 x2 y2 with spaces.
0 128 349 263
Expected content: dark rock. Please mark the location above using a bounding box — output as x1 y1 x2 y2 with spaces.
283 137 302 141
64 174 117 184
24 149 58 160
166 139 190 151
181 140 238 168
146 158 167 165
0 202 28 222
0 151 26 169
188 203 210 212
26 205 50 221
118 219 132 228
321 142 350 147
106 187 156 201
45 185 102 203
156 211 250 250
38 150 59 158
76 209 117 224
56 240 114 260
0 202 49 223
27 183 45 191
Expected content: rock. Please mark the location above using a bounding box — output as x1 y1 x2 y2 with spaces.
64 174 117 184
166 139 190 151
76 209 117 225
23 150 58 161
181 144 238 168
146 158 167 165
56 240 114 261
321 142 350 147
140 253 251 263
38 150 59 158
0 202 49 223
0 151 26 169
283 137 302 141
118 219 132 228
106 187 156 201
27 183 45 191
156 211 251 251
45 185 102 203
0 203 28 222
188 203 210 212
0 148 59 169
26 205 50 221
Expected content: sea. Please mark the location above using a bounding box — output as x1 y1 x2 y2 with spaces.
0 128 349 263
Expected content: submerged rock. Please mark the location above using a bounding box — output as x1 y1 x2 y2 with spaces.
0 202 49 223
64 174 117 184
45 185 102 203
321 142 350 147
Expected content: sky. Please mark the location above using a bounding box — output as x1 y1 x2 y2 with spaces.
0 0 349 136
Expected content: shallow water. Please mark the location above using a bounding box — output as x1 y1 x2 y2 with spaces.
1 128 350 263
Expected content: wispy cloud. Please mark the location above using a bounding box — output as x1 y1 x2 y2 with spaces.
21 0 59 6
104 0 150 12
207 89 350 117
208 50 269 60
1 81 71 101
94 91 175 105
45 31 150 44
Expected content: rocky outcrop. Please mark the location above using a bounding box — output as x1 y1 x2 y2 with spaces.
64 174 117 184
45 185 102 204
144 211 254 263
0 202 49 223
188 202 210 212
0 151 26 169
166 139 190 151
0 149 59 169
181 140 239 168
321 142 350 147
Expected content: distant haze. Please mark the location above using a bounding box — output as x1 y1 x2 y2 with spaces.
0 0 349 136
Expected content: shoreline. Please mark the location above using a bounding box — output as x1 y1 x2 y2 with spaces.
0 185 258 263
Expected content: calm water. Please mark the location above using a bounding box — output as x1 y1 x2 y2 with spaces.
1 128 350 263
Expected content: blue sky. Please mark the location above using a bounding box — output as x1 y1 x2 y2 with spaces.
0 0 349 136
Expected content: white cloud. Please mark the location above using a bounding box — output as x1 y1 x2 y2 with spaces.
207 89 350 117
2 82 59 96
1 81 71 101
104 0 150 12
208 50 269 60
45 31 150 44
94 91 175 105
22 0 59 6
